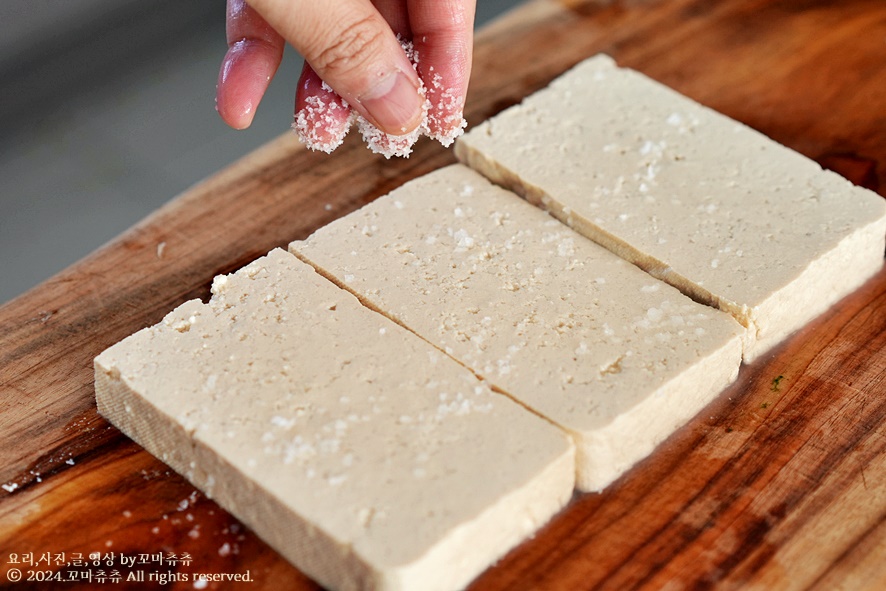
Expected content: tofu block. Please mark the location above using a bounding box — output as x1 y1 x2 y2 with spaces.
95 249 574 591
455 55 886 361
291 165 743 492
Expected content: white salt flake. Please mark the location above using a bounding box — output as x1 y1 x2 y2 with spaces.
453 229 474 250
557 238 575 257
328 474 347 487
271 416 296 429
293 93 351 154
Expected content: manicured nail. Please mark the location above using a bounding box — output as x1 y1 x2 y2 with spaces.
358 71 423 135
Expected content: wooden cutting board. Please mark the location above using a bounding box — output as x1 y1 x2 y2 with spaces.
2 0 885 589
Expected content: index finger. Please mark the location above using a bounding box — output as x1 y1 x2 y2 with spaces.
217 0 285 129
408 0 476 146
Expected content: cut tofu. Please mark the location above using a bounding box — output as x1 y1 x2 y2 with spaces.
291 165 743 492
95 249 574 591
455 54 886 361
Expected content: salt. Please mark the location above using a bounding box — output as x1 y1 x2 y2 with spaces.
293 92 351 154
294 37 466 157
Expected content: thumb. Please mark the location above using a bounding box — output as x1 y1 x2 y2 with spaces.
247 0 424 135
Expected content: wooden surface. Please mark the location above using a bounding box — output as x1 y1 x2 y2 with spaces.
2 0 885 588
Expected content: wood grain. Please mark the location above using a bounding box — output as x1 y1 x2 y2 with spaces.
1 0 885 589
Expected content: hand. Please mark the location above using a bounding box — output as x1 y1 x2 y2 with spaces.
216 0 475 155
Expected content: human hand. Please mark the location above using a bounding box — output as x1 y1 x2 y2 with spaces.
216 0 475 157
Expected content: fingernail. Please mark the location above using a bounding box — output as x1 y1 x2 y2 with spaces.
358 71 423 135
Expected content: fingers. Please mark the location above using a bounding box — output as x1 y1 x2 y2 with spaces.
293 64 352 153
224 0 475 152
217 0 285 129
371 0 411 38
408 0 475 145
249 0 424 135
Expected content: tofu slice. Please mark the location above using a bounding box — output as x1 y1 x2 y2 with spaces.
455 55 886 361
290 166 743 492
95 249 574 591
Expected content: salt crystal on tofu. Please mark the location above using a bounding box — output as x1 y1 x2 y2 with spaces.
455 54 886 361
291 166 744 492
94 249 574 591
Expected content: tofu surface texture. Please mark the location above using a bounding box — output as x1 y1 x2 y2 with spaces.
94 249 575 591
455 54 886 361
291 165 744 492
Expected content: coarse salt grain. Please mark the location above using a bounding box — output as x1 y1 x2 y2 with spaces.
293 93 352 154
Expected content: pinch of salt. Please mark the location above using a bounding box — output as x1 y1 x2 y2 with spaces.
296 37 467 157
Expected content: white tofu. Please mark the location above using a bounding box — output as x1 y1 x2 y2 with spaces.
291 166 743 492
95 249 574 591
455 55 886 361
